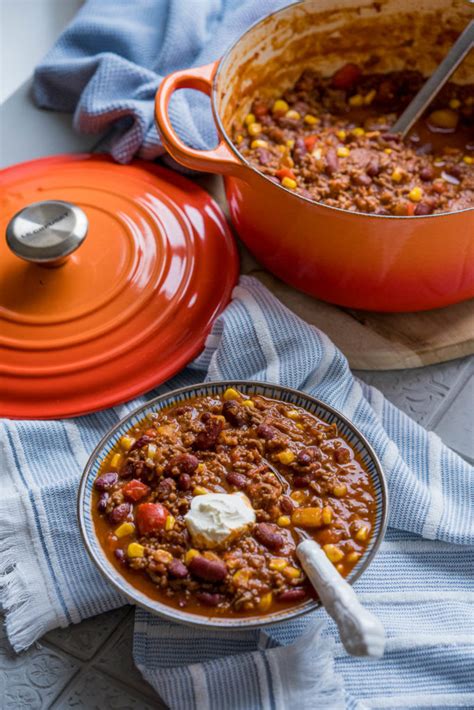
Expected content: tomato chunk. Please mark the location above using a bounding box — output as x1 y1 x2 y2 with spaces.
136 502 168 534
122 479 150 502
331 63 361 90
304 135 318 151
275 168 296 180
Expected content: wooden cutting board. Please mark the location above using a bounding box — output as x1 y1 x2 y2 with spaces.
197 175 474 371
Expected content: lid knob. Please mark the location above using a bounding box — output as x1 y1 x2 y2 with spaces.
6 200 88 267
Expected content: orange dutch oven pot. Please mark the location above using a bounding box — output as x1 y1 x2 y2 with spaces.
155 0 474 312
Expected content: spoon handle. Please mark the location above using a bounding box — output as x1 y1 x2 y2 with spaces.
391 19 474 137
297 539 385 658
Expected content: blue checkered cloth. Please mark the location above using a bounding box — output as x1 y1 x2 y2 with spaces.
33 0 290 163
1 277 473 709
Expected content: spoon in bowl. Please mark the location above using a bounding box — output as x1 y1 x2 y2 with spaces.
264 457 385 658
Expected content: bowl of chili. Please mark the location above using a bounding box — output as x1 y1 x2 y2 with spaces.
78 381 388 629
155 0 474 312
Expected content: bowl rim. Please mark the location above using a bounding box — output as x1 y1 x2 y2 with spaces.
78 380 389 629
209 0 473 220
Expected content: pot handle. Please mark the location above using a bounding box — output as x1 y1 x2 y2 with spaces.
155 61 243 174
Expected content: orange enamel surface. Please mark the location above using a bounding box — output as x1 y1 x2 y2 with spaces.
0 154 238 419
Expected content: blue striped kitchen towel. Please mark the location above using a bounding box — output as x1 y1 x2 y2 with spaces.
33 0 290 164
1 276 473 709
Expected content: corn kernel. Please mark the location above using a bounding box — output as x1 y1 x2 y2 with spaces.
391 168 403 183
364 89 376 105
273 99 289 113
251 139 268 149
322 506 333 525
347 551 361 564
283 565 301 579
463 155 473 165
355 525 370 541
296 423 304 430
333 483 347 497
428 109 458 130
197 463 205 473
408 187 423 202
185 549 200 564
115 522 135 538
323 544 344 563
215 415 226 423
120 436 135 451
276 449 296 464
337 146 350 157
242 399 255 407
247 122 262 136
336 129 347 141
110 453 122 470
146 443 157 460
277 144 287 153
281 176 297 190
233 568 252 585
292 507 323 528
269 558 288 571
127 542 145 558
449 98 461 110
336 563 345 574
384 148 392 154
352 127 365 137
223 387 241 401
235 134 243 144
153 549 173 564
165 515 176 531
348 94 364 107
277 515 291 527
286 109 301 120
259 592 273 611
244 113 255 125
304 114 319 125
193 486 208 496
290 490 306 503
286 139 295 148
286 409 300 419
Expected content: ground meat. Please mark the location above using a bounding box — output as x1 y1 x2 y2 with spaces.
94 389 376 618
232 67 473 215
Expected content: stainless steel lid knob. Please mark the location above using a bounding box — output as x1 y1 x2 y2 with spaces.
6 200 88 267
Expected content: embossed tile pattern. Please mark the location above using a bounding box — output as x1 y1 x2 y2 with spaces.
51 669 158 709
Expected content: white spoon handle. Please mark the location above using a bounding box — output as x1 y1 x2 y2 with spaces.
297 539 385 658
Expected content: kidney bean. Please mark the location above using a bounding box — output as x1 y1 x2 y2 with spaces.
169 453 199 475
414 202 433 216
280 496 294 514
114 549 127 565
222 400 246 427
293 137 307 165
278 588 307 603
381 132 401 143
157 478 175 497
97 492 109 512
226 471 247 489
193 417 224 450
119 460 135 479
366 159 380 177
297 447 321 466
196 591 224 607
420 166 434 181
94 472 118 491
268 126 285 143
254 523 284 551
168 559 188 579
174 405 192 416
354 173 372 187
325 148 339 175
189 556 228 582
108 503 131 524
129 435 153 453
177 473 192 491
293 476 310 489
256 148 272 166
257 423 278 440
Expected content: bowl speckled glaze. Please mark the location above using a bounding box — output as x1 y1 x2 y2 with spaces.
78 381 388 628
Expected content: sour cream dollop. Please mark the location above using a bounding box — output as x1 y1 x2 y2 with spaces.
184 492 256 549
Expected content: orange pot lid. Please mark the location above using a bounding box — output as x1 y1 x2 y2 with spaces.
0 154 238 419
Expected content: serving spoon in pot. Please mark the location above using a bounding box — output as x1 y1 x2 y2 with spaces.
264 458 385 658
390 19 474 138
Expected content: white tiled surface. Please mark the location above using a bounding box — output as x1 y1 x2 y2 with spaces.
1 3 472 708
